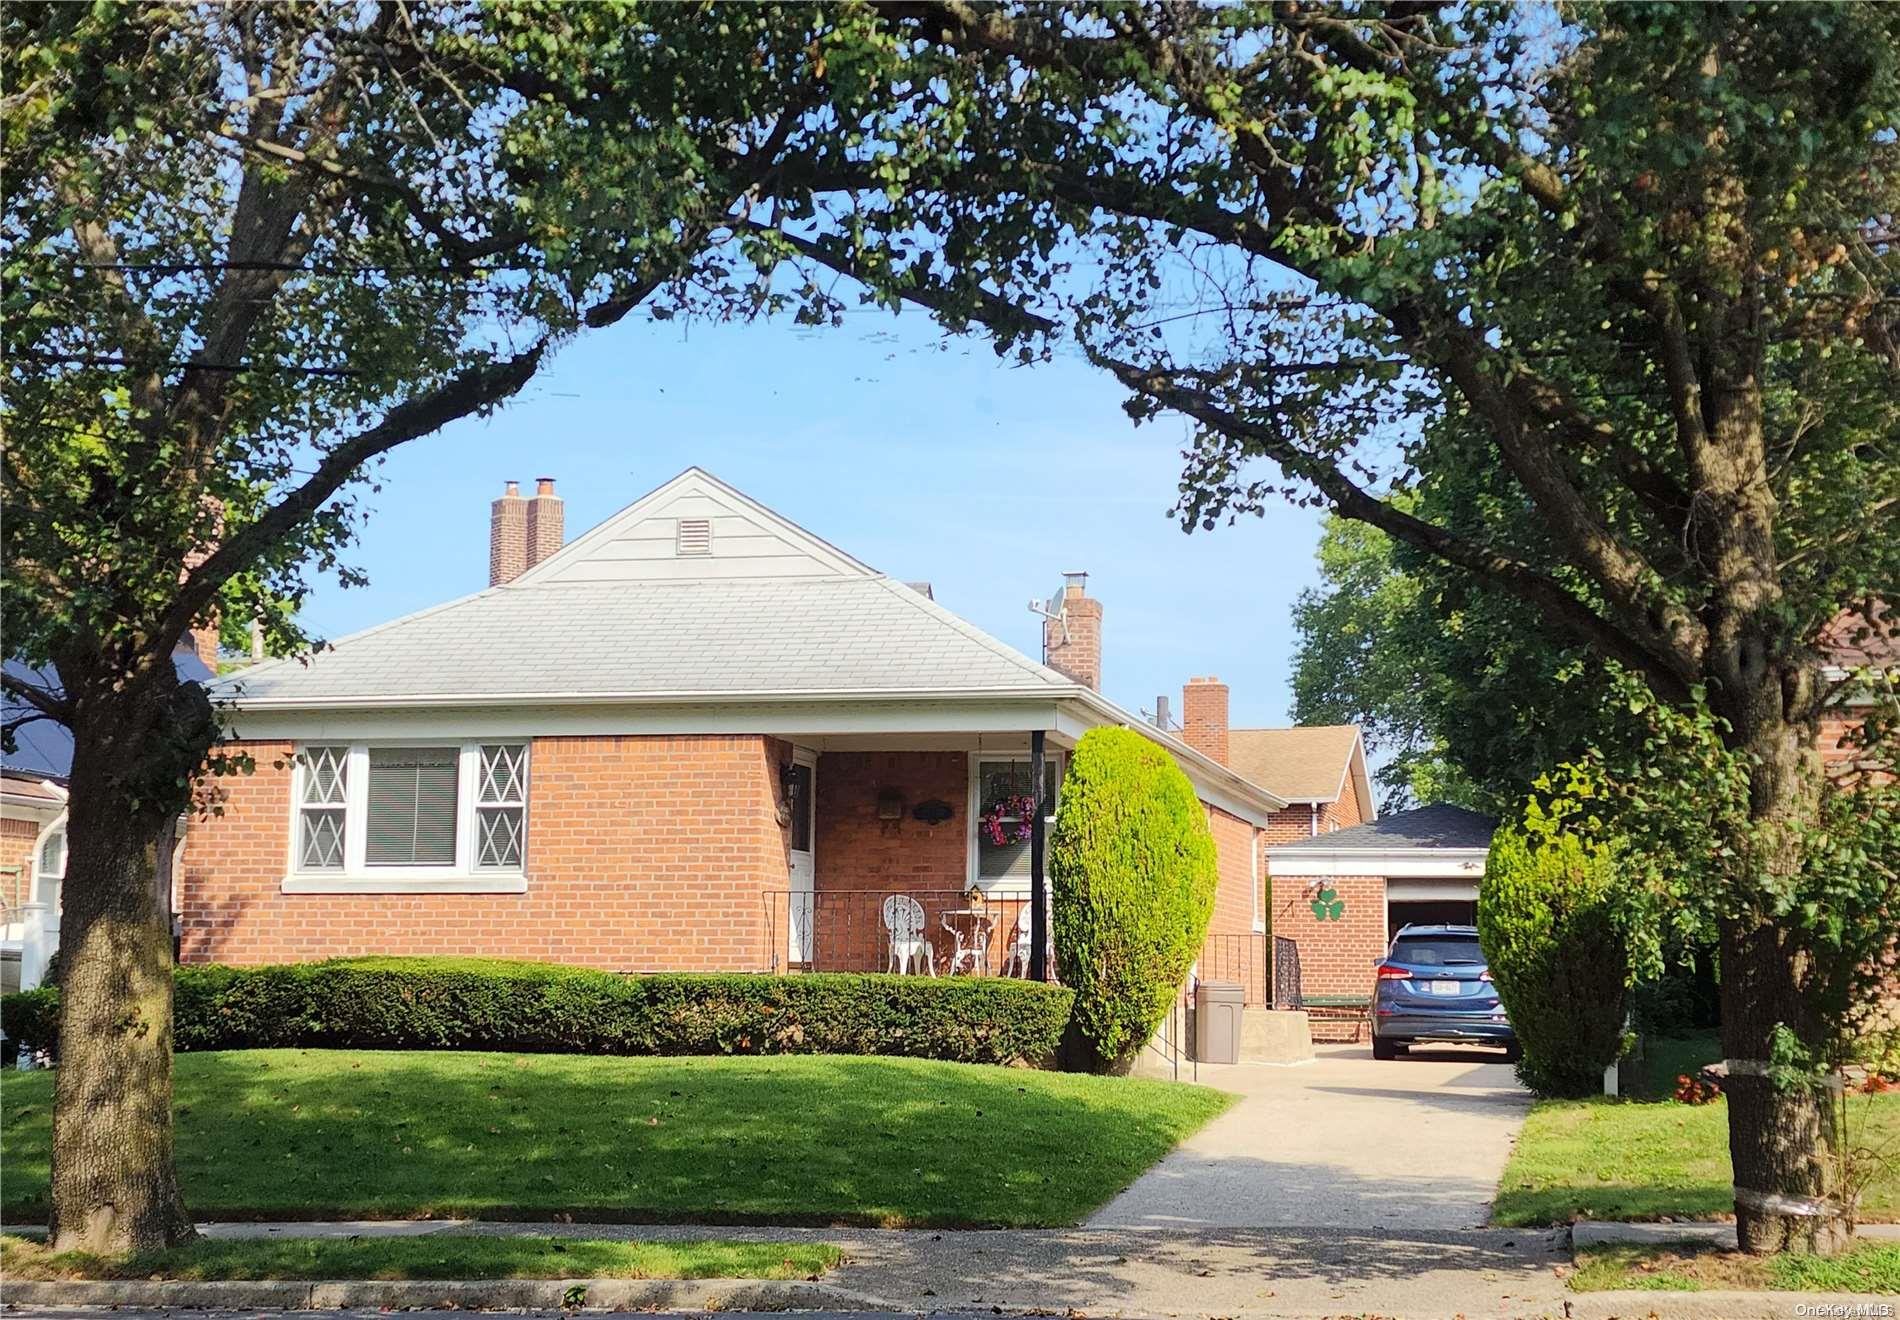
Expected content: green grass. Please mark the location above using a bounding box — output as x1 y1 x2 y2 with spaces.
1569 1240 1900 1293
1627 1032 1723 1100
1494 1088 1900 1226
0 1232 838 1282
0 1050 1229 1228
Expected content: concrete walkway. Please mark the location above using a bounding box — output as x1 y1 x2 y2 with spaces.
1090 1043 1532 1229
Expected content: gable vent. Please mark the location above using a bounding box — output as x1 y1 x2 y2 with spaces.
676 518 712 556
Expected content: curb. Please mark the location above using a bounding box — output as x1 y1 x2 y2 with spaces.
1564 1289 1897 1320
0 1275 901 1312
1572 1219 1900 1248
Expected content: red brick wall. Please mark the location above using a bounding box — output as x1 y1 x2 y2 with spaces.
0 817 40 910
1201 806 1267 1002
179 735 790 970
809 751 970 971
1272 873 1385 996
1269 873 1386 1040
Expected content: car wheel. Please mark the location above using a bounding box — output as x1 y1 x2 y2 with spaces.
1372 1035 1400 1060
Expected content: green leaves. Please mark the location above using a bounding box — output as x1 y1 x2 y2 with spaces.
1050 727 1219 1070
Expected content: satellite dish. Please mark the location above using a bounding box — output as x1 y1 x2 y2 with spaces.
1028 585 1068 642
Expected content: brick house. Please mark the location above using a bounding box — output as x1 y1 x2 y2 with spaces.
0 769 67 993
181 468 1294 982
1260 615 1894 1043
2 648 213 992
1265 804 1496 1040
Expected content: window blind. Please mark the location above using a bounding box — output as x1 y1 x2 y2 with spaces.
366 746 459 866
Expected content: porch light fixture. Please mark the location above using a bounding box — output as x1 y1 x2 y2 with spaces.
876 789 906 821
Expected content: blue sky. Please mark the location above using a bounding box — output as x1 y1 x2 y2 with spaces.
301 305 1328 729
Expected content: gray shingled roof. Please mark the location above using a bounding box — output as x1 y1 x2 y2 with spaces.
1273 804 1497 851
217 576 1077 705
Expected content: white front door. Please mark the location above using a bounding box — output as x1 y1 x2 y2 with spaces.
786 751 816 964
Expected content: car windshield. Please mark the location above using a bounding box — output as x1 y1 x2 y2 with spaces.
1390 936 1485 966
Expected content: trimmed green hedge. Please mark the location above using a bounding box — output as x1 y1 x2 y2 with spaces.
0 957 1074 1066
1478 824 1628 1097
1051 726 1219 1072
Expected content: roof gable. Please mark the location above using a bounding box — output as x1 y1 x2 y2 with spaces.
1228 725 1369 807
516 468 875 586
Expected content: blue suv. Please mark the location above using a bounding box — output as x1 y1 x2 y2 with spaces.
1369 924 1518 1061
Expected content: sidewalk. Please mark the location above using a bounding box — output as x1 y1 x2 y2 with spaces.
11 1217 1896 1317
189 1219 1580 1317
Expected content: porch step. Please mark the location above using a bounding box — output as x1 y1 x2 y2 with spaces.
1238 1009 1315 1064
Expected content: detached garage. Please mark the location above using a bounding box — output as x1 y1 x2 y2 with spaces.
1266 805 1497 1040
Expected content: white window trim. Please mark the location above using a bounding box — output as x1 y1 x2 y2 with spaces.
1251 831 1265 934
965 752 1062 896
283 739 529 894
31 812 67 911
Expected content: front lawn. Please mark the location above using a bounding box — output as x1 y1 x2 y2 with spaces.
1569 1240 1900 1293
0 1050 1228 1228
1494 1089 1899 1226
0 1233 838 1282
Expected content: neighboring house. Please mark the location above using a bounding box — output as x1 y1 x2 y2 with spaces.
1 648 214 991
0 767 67 993
181 469 1293 986
1228 723 1375 854
1266 804 1497 1038
1262 615 1896 1043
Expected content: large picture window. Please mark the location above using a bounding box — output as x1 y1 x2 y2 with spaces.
288 741 528 892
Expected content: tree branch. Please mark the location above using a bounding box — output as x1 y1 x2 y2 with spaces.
157 344 548 653
1101 355 1699 703
1 669 72 722
742 221 1060 338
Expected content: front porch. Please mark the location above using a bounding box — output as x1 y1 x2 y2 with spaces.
758 730 1067 981
746 730 1288 1005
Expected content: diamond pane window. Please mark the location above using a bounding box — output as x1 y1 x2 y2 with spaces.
476 744 527 870
298 745 349 870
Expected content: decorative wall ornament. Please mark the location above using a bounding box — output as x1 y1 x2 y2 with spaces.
912 799 954 825
979 794 1037 846
1309 886 1346 922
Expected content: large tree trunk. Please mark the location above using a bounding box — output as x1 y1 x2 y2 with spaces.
1718 687 1850 1255
46 672 208 1254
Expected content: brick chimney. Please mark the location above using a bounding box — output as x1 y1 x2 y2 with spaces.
526 476 564 570
489 480 528 585
180 497 223 668
1182 676 1230 764
1042 571 1103 690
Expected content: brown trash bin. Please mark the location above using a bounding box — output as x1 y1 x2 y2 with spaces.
1195 981 1245 1064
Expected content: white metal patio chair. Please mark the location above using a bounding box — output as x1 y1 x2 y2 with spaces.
883 894 935 976
1000 909 1054 978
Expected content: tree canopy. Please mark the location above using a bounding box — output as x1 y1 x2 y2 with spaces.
799 0 1899 1255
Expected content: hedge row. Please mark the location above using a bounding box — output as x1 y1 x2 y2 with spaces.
0 957 1075 1066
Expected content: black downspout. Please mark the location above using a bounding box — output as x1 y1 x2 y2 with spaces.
1029 729 1047 983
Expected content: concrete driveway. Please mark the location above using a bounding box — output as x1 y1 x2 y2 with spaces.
1088 1043 1531 1230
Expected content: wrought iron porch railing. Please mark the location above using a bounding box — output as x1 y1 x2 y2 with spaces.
761 886 1054 978
1185 934 1276 1010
